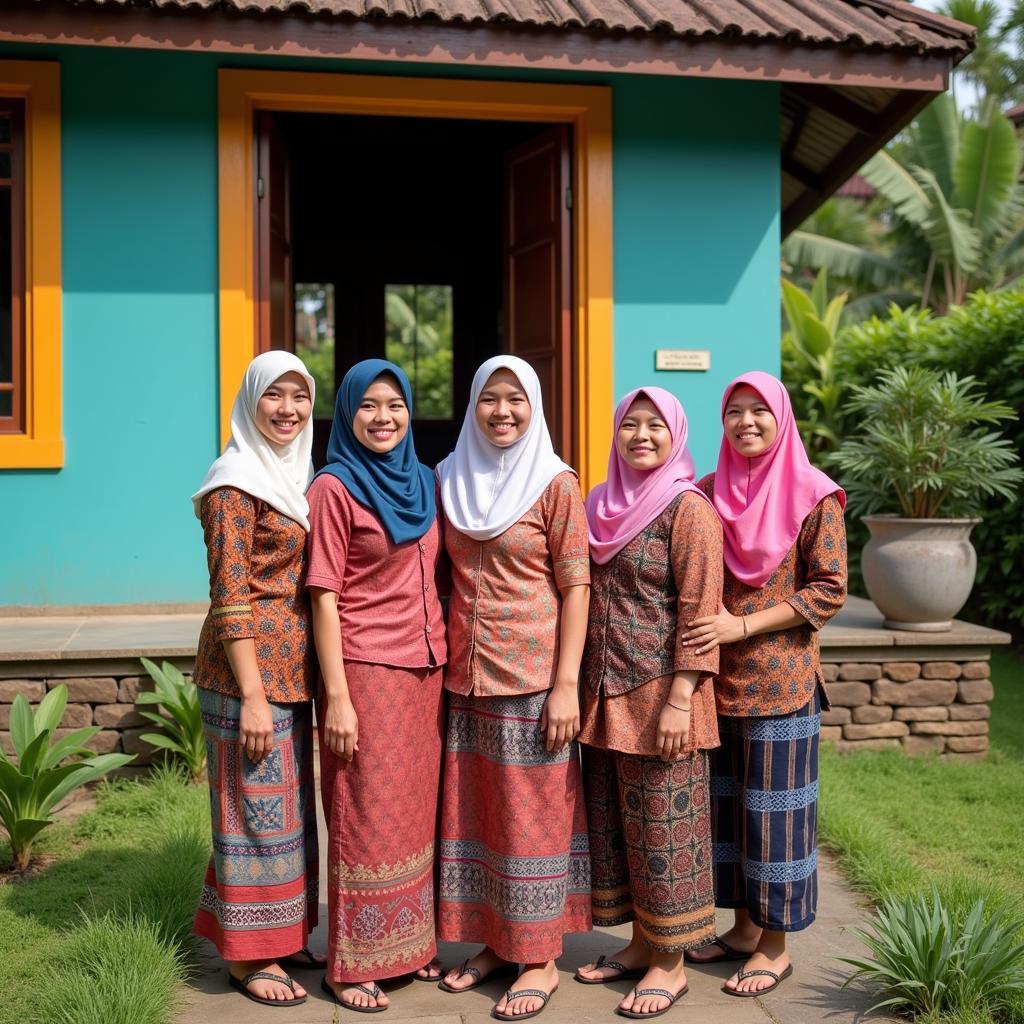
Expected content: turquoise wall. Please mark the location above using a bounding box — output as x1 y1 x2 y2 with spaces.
0 45 777 605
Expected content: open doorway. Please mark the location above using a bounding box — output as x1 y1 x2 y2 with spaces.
254 112 574 469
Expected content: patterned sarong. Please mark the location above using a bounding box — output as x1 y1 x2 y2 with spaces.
320 662 444 984
193 690 318 960
710 690 820 932
584 748 715 952
438 690 592 962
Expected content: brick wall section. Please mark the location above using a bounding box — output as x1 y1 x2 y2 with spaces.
0 672 184 778
820 659 993 759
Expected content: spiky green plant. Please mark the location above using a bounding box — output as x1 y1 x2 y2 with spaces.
0 685 133 870
137 659 206 783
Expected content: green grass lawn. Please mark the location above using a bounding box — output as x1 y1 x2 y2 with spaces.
0 768 209 1024
819 648 1024 1023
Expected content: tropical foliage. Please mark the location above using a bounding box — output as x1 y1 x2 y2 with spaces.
137 659 207 783
0 686 133 870
385 284 454 419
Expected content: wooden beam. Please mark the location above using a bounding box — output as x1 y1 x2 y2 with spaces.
781 88 937 234
781 155 823 192
781 99 810 162
792 83 881 134
0 1 955 90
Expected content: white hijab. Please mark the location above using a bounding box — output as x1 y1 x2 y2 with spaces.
439 355 574 541
192 351 316 530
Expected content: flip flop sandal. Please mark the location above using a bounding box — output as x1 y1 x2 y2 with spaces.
413 959 444 982
491 985 557 1021
438 959 515 993
683 936 749 964
229 970 307 1007
574 955 646 985
280 946 327 970
615 984 689 1019
321 978 388 1014
721 963 793 998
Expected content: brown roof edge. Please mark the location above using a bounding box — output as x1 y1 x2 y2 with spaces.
852 0 975 42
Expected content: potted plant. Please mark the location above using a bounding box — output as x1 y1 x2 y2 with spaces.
829 366 1023 630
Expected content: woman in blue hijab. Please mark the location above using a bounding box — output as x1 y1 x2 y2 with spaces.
306 360 448 1012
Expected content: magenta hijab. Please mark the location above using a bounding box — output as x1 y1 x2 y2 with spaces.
713 371 845 588
586 387 711 565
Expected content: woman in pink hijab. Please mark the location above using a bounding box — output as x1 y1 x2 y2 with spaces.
681 372 847 998
574 387 724 1020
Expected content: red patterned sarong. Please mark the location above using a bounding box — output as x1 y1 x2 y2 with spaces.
320 662 444 984
437 690 592 962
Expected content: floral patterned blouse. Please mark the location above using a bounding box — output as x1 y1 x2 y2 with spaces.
444 471 591 698
699 475 847 718
194 487 314 703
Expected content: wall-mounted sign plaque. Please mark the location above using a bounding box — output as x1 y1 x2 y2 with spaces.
655 349 711 371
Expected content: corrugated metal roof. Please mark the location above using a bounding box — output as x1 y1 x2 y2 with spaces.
69 0 975 55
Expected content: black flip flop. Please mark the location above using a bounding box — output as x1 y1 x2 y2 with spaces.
280 946 327 970
574 955 646 985
229 970 306 1007
721 963 793 998
321 977 388 1013
492 985 557 1021
683 936 748 964
615 983 689 1019
438 958 516 993
413 959 444 982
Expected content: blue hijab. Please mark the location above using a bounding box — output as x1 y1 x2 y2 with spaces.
314 359 436 545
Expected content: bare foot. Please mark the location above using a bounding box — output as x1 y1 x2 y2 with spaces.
724 950 791 995
618 963 687 1017
686 924 761 963
325 979 390 1010
415 957 443 981
494 961 558 1018
441 946 510 991
575 940 647 982
230 960 307 1001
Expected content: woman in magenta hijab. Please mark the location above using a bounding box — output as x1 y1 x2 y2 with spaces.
681 372 847 998
574 387 724 1020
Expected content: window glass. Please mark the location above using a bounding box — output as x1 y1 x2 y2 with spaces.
294 283 335 418
385 284 453 419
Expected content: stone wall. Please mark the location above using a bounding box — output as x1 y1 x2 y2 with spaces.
821 658 993 758
0 672 180 776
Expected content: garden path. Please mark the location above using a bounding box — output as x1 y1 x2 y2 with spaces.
177 795 888 1024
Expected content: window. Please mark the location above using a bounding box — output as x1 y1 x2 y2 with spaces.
0 61 62 468
0 100 23 431
294 283 335 417
385 284 453 419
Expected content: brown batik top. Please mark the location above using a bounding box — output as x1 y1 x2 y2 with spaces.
699 475 847 718
579 491 723 756
194 486 314 703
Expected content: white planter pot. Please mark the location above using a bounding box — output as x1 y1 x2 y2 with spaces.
861 516 981 632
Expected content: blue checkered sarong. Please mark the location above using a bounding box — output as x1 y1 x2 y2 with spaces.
709 690 820 932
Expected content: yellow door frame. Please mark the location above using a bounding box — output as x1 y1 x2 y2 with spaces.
218 68 613 490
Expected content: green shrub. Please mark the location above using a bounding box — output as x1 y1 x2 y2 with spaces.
0 686 133 870
841 889 1024 1019
137 658 206 782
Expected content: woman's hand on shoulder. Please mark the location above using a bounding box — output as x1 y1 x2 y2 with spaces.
323 694 359 761
541 682 580 753
679 604 746 653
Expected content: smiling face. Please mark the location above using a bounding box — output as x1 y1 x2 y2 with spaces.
615 396 673 471
254 371 313 446
351 373 410 453
723 384 778 457
475 368 532 448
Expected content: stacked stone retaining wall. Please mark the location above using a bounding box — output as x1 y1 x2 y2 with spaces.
821 658 993 759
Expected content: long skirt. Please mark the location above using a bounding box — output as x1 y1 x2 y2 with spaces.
437 690 592 963
193 690 319 960
710 690 820 932
584 748 715 952
320 662 444 984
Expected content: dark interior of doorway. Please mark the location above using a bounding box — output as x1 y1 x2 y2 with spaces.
279 112 556 469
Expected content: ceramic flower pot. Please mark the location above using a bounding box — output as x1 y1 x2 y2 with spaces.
861 515 981 632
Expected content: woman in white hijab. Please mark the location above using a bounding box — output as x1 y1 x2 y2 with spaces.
436 356 592 1022
191 351 324 1009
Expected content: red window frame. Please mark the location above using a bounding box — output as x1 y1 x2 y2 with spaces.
0 98 25 434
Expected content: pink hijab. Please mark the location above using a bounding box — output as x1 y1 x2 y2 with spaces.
586 387 711 565
713 371 845 588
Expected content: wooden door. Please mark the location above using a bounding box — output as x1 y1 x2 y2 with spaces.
503 126 573 460
256 111 293 353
